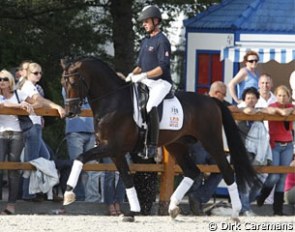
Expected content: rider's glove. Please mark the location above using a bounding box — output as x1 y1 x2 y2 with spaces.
125 72 133 82
131 72 147 83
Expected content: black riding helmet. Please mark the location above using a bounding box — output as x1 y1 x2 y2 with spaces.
138 5 162 22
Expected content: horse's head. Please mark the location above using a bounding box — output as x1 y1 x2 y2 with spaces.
60 58 88 118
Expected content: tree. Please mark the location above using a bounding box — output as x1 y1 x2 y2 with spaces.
0 0 220 150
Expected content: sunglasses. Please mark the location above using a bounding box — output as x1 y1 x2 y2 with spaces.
247 59 258 63
0 77 9 82
32 71 42 76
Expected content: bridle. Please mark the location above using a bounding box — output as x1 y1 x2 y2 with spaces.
62 71 89 108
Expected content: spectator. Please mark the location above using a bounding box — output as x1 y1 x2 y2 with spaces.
288 72 295 205
257 85 294 215
228 50 259 104
62 88 102 202
256 73 277 108
0 69 33 214
252 73 277 205
188 81 235 215
236 87 272 216
255 73 277 132
284 155 295 205
103 157 126 216
18 62 65 201
289 70 295 103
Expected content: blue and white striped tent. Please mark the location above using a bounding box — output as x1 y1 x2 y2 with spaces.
221 46 295 64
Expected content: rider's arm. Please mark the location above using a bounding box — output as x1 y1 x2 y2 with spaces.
228 68 247 104
145 66 163 79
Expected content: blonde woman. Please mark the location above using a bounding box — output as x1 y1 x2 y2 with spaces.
228 50 259 104
18 62 65 201
0 69 33 214
257 85 295 215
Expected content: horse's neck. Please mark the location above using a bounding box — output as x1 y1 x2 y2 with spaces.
89 86 133 118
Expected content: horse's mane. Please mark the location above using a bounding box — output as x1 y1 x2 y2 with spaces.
63 55 126 82
63 55 109 69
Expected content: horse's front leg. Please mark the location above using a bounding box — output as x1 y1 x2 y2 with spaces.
63 144 111 205
113 155 141 222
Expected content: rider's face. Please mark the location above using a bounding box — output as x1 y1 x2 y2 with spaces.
142 18 155 34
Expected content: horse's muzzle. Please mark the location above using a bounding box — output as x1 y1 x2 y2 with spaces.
65 98 82 117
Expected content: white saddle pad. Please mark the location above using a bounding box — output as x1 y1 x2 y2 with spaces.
133 88 184 130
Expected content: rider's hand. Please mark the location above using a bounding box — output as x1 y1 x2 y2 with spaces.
125 72 133 82
131 72 147 83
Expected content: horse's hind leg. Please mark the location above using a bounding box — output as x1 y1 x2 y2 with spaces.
165 143 202 219
200 137 241 219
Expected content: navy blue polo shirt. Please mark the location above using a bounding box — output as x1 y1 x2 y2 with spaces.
137 32 172 84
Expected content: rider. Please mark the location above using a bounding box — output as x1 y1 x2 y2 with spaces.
126 5 172 159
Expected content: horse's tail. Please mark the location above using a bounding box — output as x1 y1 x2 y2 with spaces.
213 98 261 190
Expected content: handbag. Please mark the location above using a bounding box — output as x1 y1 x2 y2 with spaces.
15 90 33 132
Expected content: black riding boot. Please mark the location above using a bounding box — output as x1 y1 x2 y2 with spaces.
144 107 159 159
256 186 273 207
273 192 285 215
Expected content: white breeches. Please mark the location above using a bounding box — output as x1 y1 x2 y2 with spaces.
141 78 172 113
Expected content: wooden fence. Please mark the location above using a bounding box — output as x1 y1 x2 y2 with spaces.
0 107 294 212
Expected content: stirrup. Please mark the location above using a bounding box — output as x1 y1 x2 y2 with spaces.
138 145 157 159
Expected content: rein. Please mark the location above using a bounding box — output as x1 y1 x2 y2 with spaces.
63 71 133 105
89 83 133 104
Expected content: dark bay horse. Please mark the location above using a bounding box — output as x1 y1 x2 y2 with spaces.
60 56 259 221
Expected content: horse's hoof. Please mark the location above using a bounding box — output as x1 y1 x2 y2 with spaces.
63 191 76 206
169 206 180 219
122 211 138 222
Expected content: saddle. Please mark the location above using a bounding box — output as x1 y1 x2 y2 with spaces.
133 82 183 129
136 82 174 123
131 83 184 153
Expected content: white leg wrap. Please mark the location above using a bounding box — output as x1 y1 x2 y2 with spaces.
126 187 141 212
227 182 242 217
66 160 83 188
169 177 194 209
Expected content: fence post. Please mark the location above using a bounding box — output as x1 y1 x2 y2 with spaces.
158 147 175 215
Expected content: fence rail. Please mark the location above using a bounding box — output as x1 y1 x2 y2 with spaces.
1 107 295 121
0 107 295 213
0 162 294 174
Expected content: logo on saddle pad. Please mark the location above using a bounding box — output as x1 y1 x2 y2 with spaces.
133 91 184 130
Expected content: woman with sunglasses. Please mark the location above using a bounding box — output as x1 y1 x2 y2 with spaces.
17 62 65 201
228 50 260 104
0 69 33 214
